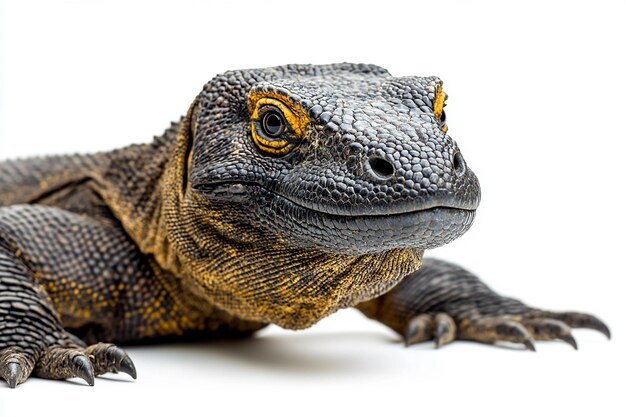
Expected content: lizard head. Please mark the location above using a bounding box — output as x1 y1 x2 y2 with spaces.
186 63 480 256
160 64 480 329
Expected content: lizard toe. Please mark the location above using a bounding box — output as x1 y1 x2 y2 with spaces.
404 314 434 346
537 312 611 340
434 313 456 349
34 346 95 386
0 347 35 388
458 317 537 351
525 318 577 349
403 313 458 348
84 342 137 379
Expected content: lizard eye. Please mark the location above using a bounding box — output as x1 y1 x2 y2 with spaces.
251 105 293 155
261 110 286 137
249 95 309 157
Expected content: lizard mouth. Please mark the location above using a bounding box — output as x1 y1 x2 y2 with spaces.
196 180 478 216
194 182 476 255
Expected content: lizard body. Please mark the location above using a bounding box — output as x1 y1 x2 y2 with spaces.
0 63 609 387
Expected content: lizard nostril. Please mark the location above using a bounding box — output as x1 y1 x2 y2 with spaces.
453 152 466 176
367 156 395 180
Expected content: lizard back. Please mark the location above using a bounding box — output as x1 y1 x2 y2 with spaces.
0 153 102 206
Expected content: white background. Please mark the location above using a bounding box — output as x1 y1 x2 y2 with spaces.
0 0 625 416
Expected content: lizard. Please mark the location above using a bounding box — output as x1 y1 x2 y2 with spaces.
0 63 610 388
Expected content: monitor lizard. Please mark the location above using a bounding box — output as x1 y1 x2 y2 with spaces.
0 63 610 388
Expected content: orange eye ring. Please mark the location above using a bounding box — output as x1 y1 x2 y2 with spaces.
249 95 309 156
434 84 448 133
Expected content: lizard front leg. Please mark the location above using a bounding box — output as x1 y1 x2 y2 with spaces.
0 205 144 387
356 258 610 350
0 241 136 387
0 203 265 387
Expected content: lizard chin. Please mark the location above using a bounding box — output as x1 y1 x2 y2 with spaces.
169 187 428 330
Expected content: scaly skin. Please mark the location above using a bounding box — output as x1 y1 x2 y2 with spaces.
0 63 609 388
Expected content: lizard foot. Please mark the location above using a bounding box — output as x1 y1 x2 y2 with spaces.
0 343 137 388
366 259 611 352
1 341 136 388
404 310 610 351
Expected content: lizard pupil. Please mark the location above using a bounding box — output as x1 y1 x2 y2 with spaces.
262 111 285 137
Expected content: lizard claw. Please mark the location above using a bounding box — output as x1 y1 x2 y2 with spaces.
118 355 137 380
434 313 456 349
6 362 21 388
558 334 578 350
73 355 95 386
563 313 611 339
523 339 536 352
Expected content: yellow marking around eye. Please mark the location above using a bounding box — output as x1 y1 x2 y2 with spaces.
250 95 309 136
248 91 310 156
434 84 446 122
250 121 291 154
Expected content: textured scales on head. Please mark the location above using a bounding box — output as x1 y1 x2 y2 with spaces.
99 63 480 329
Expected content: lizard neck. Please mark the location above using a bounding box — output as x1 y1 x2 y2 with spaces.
94 118 187 276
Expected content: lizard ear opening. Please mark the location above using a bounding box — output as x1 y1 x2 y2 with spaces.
181 98 200 196
190 100 200 139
